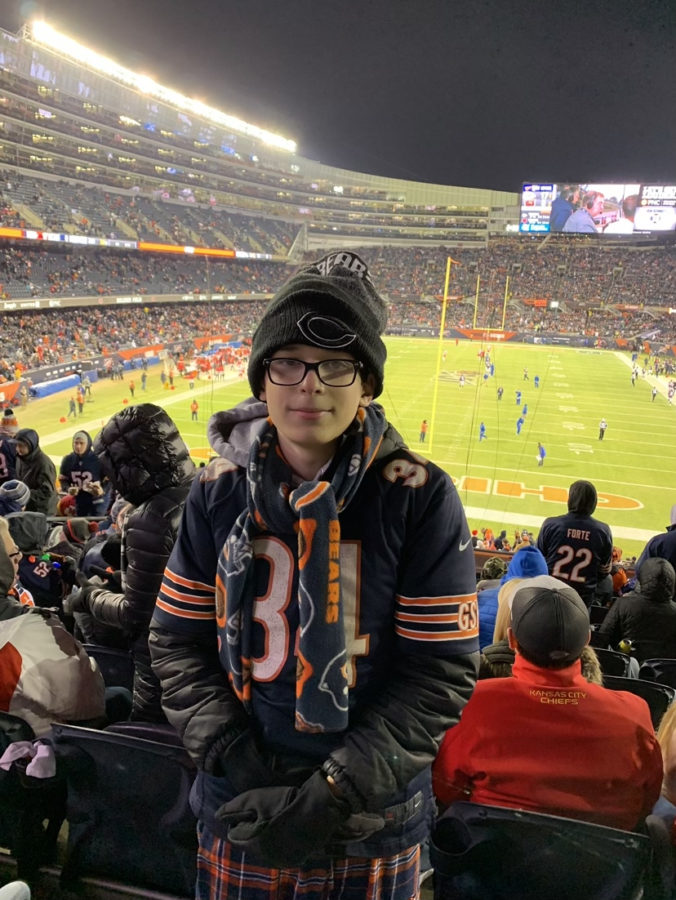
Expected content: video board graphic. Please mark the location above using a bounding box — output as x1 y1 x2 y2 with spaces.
520 183 676 235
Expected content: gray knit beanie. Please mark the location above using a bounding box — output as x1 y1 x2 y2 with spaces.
248 250 388 398
0 479 30 508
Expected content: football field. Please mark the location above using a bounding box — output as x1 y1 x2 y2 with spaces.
14 337 676 559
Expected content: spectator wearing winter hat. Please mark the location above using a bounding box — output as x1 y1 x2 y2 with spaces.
59 430 106 517
479 572 603 684
476 556 508 593
0 408 18 486
56 493 77 517
634 504 676 596
537 479 613 607
148 250 479 893
433 575 662 831
0 408 18 437
14 429 57 516
0 479 30 516
0 515 33 608
477 545 548 650
46 517 98 565
67 403 196 722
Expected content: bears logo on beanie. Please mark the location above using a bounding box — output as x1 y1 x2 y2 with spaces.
248 251 388 398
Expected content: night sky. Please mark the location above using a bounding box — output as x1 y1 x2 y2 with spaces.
5 0 676 191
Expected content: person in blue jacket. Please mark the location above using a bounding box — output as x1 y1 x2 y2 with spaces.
477 545 549 650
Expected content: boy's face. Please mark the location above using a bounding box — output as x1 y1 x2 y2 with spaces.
260 344 374 463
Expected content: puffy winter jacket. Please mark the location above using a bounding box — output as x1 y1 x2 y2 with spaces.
597 558 676 661
85 403 195 721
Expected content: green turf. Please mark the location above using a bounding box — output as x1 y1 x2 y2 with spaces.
13 338 676 559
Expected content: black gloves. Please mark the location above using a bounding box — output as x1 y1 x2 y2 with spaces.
213 730 281 795
217 770 352 867
89 565 123 593
62 571 102 615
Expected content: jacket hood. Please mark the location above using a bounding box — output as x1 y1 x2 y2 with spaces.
72 430 93 454
567 480 597 516
207 397 405 469
208 397 269 467
6 511 50 552
636 557 676 602
0 537 15 601
14 428 39 454
501 545 549 584
94 403 196 505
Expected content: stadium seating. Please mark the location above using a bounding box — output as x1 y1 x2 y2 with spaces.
0 712 66 879
430 801 669 900
589 605 610 627
104 720 187 750
601 676 675 730
639 658 676 689
52 723 197 896
82 644 135 692
593 647 634 677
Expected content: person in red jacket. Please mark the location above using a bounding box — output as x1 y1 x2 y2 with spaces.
433 574 663 831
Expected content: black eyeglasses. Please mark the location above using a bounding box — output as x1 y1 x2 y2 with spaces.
263 358 363 387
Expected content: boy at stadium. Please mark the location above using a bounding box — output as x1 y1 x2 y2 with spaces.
149 250 479 898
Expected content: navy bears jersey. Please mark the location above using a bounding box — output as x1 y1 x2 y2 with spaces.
155 447 479 760
537 512 613 603
59 450 103 516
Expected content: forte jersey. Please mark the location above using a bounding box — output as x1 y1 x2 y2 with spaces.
537 512 613 604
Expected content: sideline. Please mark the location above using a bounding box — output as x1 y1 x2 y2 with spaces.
37 374 244 450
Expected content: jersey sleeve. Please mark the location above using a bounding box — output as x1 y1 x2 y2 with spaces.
152 474 218 635
394 466 479 657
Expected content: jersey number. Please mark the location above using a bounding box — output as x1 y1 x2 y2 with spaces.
551 545 593 583
251 537 367 686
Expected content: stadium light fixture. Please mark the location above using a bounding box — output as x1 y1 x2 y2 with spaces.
29 21 297 154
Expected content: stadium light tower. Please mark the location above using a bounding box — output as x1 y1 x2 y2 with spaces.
29 21 297 153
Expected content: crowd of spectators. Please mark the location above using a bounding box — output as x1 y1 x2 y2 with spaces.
0 238 675 377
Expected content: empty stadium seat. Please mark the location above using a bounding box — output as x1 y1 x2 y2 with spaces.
602 675 675 730
589 605 610 627
639 659 676 689
430 801 664 900
52 723 197 895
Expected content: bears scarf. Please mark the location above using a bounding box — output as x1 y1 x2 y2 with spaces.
218 404 386 733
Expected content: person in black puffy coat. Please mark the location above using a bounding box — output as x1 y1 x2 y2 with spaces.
596 557 676 661
66 403 195 721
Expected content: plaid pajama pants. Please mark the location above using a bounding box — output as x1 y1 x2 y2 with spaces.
195 823 421 899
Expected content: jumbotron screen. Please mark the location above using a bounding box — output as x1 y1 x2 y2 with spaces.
520 183 676 235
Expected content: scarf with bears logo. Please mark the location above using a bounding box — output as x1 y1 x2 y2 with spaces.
218 403 386 733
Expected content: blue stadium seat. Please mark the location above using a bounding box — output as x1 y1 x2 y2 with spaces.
430 801 664 900
52 723 197 895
